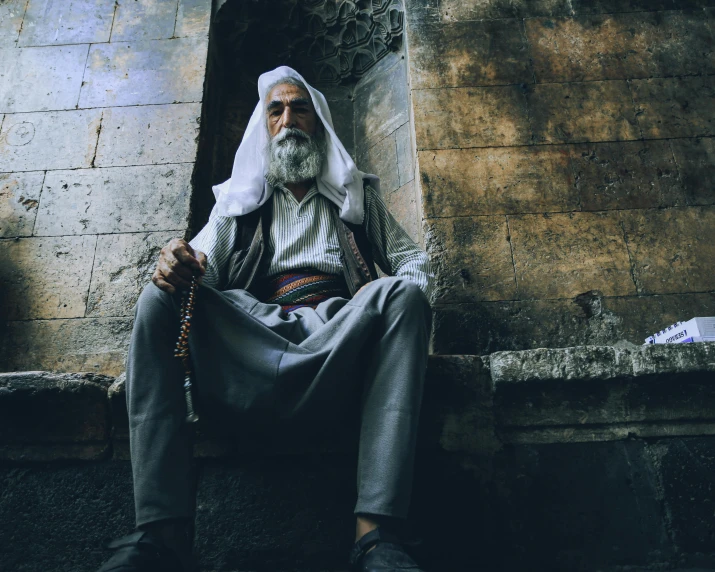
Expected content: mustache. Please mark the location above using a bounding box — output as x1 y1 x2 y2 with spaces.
273 127 311 145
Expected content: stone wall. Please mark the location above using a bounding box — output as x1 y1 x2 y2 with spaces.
0 0 212 375
355 52 423 245
406 0 715 354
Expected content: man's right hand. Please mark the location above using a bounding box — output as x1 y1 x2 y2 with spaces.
152 238 207 294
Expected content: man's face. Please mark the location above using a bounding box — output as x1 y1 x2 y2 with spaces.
265 83 318 138
264 81 326 185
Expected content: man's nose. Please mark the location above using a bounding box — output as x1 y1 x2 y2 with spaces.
281 108 296 129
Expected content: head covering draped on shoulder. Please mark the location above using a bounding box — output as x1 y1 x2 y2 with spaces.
211 66 379 225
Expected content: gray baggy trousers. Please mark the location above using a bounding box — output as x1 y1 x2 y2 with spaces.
126 276 431 528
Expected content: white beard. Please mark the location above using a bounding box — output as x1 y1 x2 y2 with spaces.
266 127 326 185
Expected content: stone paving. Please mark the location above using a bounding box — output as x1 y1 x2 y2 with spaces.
0 0 212 375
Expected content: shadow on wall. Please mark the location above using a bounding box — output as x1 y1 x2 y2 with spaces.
194 0 421 244
406 0 715 353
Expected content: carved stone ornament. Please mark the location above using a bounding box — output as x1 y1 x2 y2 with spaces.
216 0 405 86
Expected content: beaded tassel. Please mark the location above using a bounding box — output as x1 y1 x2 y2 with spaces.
174 276 199 423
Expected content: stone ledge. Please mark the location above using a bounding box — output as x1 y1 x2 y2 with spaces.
491 343 715 445
2 344 714 460
490 343 715 385
0 371 113 461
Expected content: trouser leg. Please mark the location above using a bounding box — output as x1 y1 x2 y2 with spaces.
353 278 432 519
126 283 195 527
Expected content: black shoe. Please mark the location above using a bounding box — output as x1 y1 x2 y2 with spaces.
349 528 425 572
97 530 193 572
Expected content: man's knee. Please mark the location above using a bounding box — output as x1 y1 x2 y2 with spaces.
135 282 177 321
383 277 430 312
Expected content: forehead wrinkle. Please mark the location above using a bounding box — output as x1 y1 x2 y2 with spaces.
266 96 312 111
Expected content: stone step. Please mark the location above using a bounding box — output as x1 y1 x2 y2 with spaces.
2 344 715 571
2 343 715 462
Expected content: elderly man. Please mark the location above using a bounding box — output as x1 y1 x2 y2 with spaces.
98 66 433 572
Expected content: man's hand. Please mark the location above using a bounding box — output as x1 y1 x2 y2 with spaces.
152 238 207 294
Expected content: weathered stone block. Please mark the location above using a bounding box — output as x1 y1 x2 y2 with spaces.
432 292 715 355
490 346 632 386
0 317 133 375
670 137 715 206
175 0 212 38
95 103 201 167
491 344 715 440
324 94 354 158
526 12 714 83
34 164 193 236
0 371 112 461
632 342 715 377
0 235 96 320
572 140 684 211
509 211 636 299
385 180 420 245
404 0 441 26
111 0 178 41
432 300 571 354
79 38 208 108
631 76 715 139
441 0 572 21
606 292 715 346
87 231 177 317
358 132 399 195
491 441 672 570
528 81 639 144
0 0 26 48
395 122 414 187
354 55 408 152
0 44 88 113
653 438 715 554
0 462 135 571
420 146 577 218
0 171 43 237
620 206 715 295
408 19 532 90
413 85 530 150
422 355 497 455
427 215 516 303
196 460 355 570
570 0 676 13
0 109 101 171
18 0 115 46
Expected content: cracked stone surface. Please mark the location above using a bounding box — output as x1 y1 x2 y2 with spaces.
35 164 193 236
0 44 88 113
0 234 97 320
0 170 43 237
79 38 208 108
0 109 102 172
95 103 202 167
86 231 179 317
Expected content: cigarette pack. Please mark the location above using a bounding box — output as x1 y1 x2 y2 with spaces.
644 317 715 345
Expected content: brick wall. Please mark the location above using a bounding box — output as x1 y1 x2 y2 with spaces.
406 0 715 353
0 0 212 375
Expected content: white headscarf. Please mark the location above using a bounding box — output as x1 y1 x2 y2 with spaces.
212 66 379 225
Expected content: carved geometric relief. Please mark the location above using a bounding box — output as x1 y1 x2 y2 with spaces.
216 0 404 86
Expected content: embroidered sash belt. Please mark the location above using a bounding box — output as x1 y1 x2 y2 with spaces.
259 269 350 313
